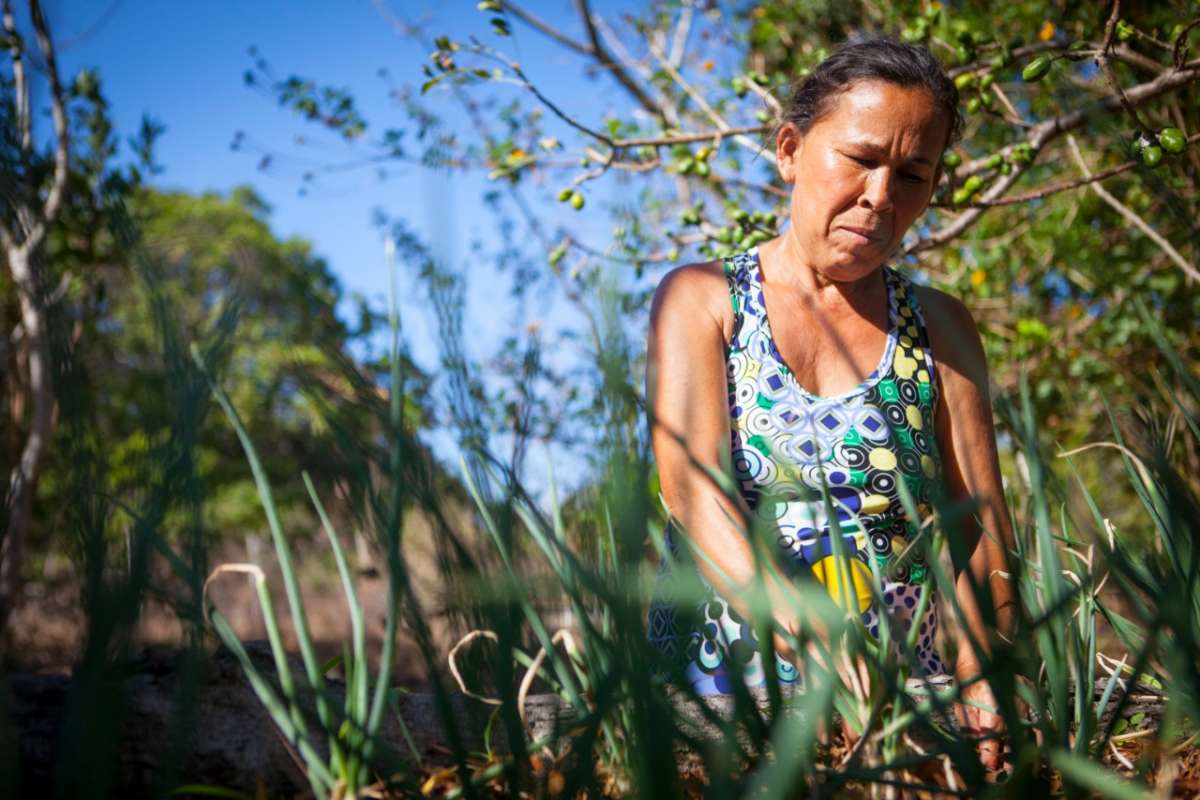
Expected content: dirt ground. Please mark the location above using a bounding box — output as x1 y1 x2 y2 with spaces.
3 506 494 686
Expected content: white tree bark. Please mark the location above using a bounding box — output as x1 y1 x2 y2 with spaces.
0 249 53 626
0 0 71 635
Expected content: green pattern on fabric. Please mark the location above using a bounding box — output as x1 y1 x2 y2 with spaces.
646 250 950 696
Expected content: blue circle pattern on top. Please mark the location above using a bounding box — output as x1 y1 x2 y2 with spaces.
647 248 948 695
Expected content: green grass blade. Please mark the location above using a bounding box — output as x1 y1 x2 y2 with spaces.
303 473 369 730
1051 749 1152 800
208 610 335 795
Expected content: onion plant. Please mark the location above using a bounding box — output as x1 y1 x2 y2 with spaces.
201 251 1197 798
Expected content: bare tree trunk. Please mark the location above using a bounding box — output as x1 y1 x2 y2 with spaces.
0 248 52 626
0 0 71 640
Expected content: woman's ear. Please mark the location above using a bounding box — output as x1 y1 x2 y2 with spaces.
776 121 801 184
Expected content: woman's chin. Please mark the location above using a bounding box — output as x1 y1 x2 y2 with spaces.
818 251 885 282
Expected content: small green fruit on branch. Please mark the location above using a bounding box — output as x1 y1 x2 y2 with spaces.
1022 54 1054 82
1158 128 1186 154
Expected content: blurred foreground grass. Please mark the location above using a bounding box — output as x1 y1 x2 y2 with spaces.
7 216 1200 799
189 272 1200 799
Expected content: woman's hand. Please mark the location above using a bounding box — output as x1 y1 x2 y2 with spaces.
953 678 1006 771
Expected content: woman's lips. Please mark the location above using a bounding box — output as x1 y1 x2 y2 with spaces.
839 226 880 244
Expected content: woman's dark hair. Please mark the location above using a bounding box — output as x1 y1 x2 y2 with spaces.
781 36 963 150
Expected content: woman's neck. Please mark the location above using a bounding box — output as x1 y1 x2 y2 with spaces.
759 232 884 311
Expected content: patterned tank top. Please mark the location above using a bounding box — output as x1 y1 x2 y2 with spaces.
647 248 948 695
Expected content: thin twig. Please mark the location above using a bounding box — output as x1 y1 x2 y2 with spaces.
987 82 1029 128
1172 17 1200 70
646 39 776 165
499 0 591 57
1096 1 1151 133
1066 134 1199 284
745 78 783 116
573 0 666 123
1109 738 1136 770
612 124 770 148
666 0 693 70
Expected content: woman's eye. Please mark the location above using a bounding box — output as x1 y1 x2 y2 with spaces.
846 154 926 183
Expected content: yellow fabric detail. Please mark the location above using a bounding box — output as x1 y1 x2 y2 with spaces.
869 448 897 470
921 455 937 478
906 404 924 430
862 493 889 515
893 353 918 379
812 555 874 614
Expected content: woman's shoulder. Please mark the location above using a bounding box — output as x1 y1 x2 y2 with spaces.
912 283 980 342
912 283 989 389
649 259 731 326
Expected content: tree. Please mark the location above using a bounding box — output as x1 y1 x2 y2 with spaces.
0 0 71 630
246 0 1200 487
78 185 431 540
0 4 433 643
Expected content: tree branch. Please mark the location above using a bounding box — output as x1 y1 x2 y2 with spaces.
910 58 1200 253
1113 43 1169 76
500 58 614 149
1096 0 1152 133
25 0 70 246
573 0 666 124
2 0 31 155
646 38 775 166
590 13 680 128
612 124 768 148
1066 134 1199 284
935 130 1200 208
1173 16 1200 71
666 0 693 70
498 1 592 57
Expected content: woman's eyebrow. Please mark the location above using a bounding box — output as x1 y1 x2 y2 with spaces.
846 141 934 168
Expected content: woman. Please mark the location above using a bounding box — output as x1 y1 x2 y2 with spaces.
645 38 1014 769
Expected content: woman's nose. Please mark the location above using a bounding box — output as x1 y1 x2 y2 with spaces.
859 170 895 213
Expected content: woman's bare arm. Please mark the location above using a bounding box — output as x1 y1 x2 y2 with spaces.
919 286 1016 670
647 262 804 655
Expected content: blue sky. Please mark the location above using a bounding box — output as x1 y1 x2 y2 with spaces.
50 0 648 490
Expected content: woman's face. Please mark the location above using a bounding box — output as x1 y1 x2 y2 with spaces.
777 80 948 283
